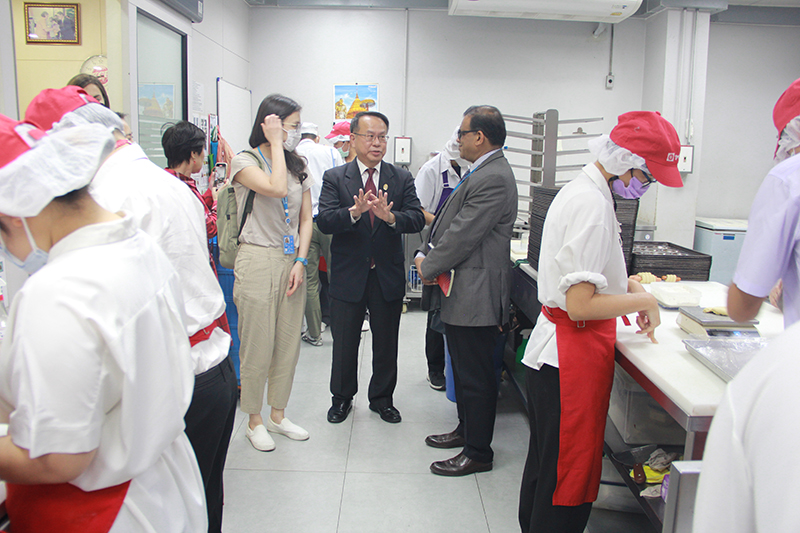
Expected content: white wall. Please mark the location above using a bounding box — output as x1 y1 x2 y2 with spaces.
247 7 648 177
698 22 800 220
191 0 251 117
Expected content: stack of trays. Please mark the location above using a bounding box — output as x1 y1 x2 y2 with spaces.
631 242 712 281
527 186 639 272
527 186 559 269
614 195 639 274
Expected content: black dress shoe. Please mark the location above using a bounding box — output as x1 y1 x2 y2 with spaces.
369 404 401 423
327 399 352 423
425 430 466 449
430 452 492 477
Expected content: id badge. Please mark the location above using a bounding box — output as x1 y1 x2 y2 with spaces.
283 235 295 255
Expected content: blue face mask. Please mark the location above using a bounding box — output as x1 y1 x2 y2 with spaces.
0 218 49 275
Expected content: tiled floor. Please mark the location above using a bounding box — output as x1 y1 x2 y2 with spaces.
221 306 654 533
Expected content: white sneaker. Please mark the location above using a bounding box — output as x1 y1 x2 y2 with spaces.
321 323 327 333
246 424 276 451
361 319 370 332
266 417 310 441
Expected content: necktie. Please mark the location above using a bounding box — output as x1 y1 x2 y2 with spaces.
365 168 377 225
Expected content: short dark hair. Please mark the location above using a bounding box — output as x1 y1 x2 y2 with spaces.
351 111 389 134
301 133 317 141
67 73 110 109
161 121 206 169
463 105 506 147
52 185 91 209
248 94 307 182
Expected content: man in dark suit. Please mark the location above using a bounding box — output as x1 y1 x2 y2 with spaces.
415 105 518 476
317 111 425 424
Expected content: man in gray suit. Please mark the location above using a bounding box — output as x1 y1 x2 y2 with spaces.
415 105 518 476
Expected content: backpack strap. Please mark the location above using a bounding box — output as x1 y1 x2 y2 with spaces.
236 150 261 241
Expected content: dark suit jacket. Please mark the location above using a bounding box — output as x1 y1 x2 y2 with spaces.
317 160 425 303
419 150 518 327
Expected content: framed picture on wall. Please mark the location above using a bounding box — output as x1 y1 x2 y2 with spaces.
334 84 379 122
24 3 80 45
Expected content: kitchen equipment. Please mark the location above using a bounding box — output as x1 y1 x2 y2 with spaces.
683 338 769 382
694 217 747 285
649 283 701 309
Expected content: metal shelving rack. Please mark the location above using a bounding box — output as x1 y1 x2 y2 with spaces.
503 109 603 228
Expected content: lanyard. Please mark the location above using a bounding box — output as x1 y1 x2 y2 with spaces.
258 147 291 226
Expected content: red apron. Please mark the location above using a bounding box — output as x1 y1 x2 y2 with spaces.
5 480 130 533
542 305 617 506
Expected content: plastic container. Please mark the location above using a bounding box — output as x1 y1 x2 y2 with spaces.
608 364 686 446
649 283 702 308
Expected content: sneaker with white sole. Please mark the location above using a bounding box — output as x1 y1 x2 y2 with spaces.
266 417 309 441
302 333 323 346
361 319 370 332
246 424 276 451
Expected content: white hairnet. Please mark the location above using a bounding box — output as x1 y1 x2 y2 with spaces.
50 102 125 134
775 116 800 163
443 126 470 169
0 124 115 217
588 134 651 177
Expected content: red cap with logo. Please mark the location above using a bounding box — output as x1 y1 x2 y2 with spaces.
774 77 800 135
24 85 98 131
325 120 351 140
610 111 683 188
0 115 47 168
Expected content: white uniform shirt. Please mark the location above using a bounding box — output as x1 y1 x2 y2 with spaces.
91 143 229 374
0 216 206 532
693 321 800 532
295 138 344 217
732 153 800 328
415 152 463 214
522 164 628 370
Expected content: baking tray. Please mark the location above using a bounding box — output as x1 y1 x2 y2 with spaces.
683 338 769 382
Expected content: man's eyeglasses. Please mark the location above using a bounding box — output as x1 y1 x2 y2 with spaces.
457 129 479 140
353 133 390 144
283 122 301 131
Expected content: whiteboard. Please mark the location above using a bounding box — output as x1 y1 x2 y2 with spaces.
216 78 252 155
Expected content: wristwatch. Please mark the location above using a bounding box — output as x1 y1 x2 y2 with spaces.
295 257 308 267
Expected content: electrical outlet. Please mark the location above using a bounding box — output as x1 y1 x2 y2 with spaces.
678 145 694 173
605 75 615 90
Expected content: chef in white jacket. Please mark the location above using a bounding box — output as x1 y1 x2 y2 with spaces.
0 116 206 532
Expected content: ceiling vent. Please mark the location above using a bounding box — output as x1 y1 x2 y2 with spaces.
448 0 643 23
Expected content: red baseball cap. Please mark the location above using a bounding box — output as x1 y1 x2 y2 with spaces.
774 77 800 135
24 85 98 131
325 120 351 140
610 111 683 188
0 115 47 168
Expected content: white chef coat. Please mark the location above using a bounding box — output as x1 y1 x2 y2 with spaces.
414 151 463 214
732 152 800 328
693 321 800 532
91 143 229 374
0 215 206 532
522 164 628 370
296 138 344 217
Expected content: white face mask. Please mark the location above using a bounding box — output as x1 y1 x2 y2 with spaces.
283 128 301 151
0 218 49 275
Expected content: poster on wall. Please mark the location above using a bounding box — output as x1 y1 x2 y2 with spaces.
24 3 80 45
138 84 176 119
334 84 378 122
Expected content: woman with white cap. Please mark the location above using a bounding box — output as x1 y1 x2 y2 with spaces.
518 111 683 533
0 116 205 531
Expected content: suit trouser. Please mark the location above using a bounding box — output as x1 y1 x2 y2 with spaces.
184 355 239 533
518 364 592 533
444 323 500 464
304 222 331 339
330 268 402 408
234 244 306 413
425 310 445 374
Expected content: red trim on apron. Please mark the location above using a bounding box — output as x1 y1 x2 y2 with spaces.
542 305 617 506
189 315 228 346
6 480 130 533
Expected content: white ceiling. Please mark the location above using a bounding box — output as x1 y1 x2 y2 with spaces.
728 0 800 5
